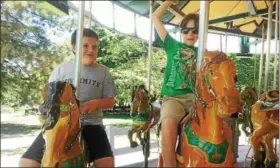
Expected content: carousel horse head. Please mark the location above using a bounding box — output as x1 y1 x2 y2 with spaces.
198 51 241 118
130 84 149 115
40 81 84 167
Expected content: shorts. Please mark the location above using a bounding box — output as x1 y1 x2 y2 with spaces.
159 93 194 125
21 125 113 163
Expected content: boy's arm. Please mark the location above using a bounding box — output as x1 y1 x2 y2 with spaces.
81 98 115 113
152 1 178 42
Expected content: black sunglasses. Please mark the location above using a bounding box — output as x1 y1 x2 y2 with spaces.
181 27 198 34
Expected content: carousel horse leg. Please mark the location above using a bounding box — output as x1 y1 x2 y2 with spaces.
128 127 139 148
251 134 265 168
264 129 278 168
137 128 144 145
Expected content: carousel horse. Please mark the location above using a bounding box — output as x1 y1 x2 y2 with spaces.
236 86 258 136
128 85 161 148
173 51 242 167
250 89 279 168
39 81 87 167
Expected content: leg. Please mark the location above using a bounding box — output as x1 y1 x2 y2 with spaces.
94 157 114 167
161 118 178 167
159 95 193 167
18 158 40 167
19 132 45 167
82 125 114 167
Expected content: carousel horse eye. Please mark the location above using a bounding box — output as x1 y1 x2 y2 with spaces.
234 76 238 83
210 70 214 75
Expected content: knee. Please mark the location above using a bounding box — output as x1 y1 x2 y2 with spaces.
19 158 40 167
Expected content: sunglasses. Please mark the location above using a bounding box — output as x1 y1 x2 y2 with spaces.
181 27 199 34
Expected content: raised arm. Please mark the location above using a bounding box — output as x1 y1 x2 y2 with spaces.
152 1 177 42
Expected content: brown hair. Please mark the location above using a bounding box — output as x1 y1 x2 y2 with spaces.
180 13 199 29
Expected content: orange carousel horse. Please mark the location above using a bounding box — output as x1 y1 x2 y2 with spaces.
250 90 279 168
173 51 242 167
39 81 87 167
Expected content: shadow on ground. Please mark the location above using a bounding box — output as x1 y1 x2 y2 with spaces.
1 123 41 139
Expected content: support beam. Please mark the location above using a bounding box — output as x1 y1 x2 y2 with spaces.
147 0 154 92
273 0 279 89
258 23 266 98
225 33 228 53
208 26 262 38
264 0 273 92
197 1 210 71
88 1 92 28
112 2 116 29
74 1 85 95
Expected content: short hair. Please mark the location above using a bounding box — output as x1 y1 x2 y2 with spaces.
71 28 99 45
180 13 199 29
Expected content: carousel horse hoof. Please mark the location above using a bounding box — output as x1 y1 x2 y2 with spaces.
130 141 139 148
265 160 277 168
251 159 265 168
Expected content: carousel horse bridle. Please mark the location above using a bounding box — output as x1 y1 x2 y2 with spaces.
40 82 83 153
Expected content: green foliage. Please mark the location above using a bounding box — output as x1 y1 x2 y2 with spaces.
228 53 277 92
1 1 72 107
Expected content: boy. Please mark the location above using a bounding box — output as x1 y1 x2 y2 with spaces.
19 28 117 167
152 1 199 167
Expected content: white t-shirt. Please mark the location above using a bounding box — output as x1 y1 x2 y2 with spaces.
48 60 117 125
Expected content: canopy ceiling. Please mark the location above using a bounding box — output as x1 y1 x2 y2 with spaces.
112 0 279 39
43 0 279 39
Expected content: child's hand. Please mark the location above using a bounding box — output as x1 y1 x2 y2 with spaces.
81 100 97 114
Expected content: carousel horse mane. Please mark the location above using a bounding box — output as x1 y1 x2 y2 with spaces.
39 81 78 133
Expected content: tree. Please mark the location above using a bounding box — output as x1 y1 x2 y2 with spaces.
1 1 72 107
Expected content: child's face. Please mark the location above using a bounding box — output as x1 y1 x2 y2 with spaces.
72 36 98 66
181 20 199 46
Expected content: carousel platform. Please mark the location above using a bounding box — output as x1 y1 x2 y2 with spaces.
118 144 279 167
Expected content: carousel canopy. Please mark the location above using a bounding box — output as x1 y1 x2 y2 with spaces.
44 1 279 40
113 0 279 39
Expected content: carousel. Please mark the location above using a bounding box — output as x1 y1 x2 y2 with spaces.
33 0 279 167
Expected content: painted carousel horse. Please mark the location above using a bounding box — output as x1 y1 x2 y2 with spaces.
236 86 258 136
174 51 242 167
128 85 161 148
250 89 279 168
39 81 87 167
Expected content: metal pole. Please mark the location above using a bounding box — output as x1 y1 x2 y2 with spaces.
88 1 92 28
73 1 85 96
273 1 279 89
264 0 273 92
225 33 228 53
196 1 210 71
147 0 153 92
220 34 223 51
253 42 258 87
112 2 116 29
258 23 266 98
134 13 137 36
